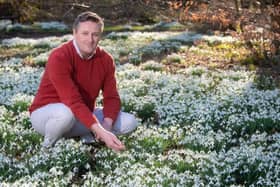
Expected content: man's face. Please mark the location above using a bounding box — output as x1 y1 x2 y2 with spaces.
73 21 102 58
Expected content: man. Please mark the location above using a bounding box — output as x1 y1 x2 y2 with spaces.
29 11 137 152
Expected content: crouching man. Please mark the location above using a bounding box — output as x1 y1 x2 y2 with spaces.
29 11 137 151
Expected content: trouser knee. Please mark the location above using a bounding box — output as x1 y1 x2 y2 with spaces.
52 104 75 134
114 113 138 135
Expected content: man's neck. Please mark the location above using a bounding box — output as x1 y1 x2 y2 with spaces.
73 39 95 60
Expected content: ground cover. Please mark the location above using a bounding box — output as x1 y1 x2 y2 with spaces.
0 28 279 186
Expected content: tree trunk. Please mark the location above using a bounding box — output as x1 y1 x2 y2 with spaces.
234 0 241 13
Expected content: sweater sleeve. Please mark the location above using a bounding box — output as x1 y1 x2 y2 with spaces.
47 51 98 128
102 55 121 122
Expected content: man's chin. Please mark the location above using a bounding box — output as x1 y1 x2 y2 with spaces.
85 49 95 54
87 48 96 54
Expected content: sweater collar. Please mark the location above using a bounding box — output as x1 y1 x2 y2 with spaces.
73 39 95 60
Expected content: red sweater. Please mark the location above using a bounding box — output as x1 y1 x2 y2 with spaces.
29 40 121 128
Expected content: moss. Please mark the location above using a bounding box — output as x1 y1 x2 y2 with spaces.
224 51 234 59
248 64 257 71
242 56 255 65
215 43 234 50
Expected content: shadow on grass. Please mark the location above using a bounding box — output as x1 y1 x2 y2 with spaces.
240 53 280 89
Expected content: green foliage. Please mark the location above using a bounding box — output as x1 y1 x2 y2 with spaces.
163 53 185 64
121 100 135 113
107 33 129 40
134 86 148 97
23 55 47 67
119 49 129 57
138 136 173 153
9 100 29 113
141 61 164 71
191 68 205 77
253 74 277 90
137 102 156 122
153 21 186 31
0 129 41 158
129 55 142 65
162 178 180 187
221 156 266 186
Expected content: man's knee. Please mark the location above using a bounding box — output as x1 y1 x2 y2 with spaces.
116 113 138 134
53 104 75 132
126 114 138 131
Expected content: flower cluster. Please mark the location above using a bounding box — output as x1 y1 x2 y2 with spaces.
0 20 69 33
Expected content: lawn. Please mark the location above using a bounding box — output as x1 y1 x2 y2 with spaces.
0 24 279 186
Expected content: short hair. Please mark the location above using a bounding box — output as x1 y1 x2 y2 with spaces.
73 11 104 32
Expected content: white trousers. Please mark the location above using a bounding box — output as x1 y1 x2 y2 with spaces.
30 103 137 147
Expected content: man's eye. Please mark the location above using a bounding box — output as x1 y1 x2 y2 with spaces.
93 33 101 37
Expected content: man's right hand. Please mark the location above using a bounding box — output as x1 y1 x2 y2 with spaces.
90 123 125 152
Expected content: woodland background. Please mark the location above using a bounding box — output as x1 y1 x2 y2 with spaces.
1 0 279 68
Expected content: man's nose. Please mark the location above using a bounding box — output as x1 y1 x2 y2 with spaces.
90 35 96 42
89 36 94 42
